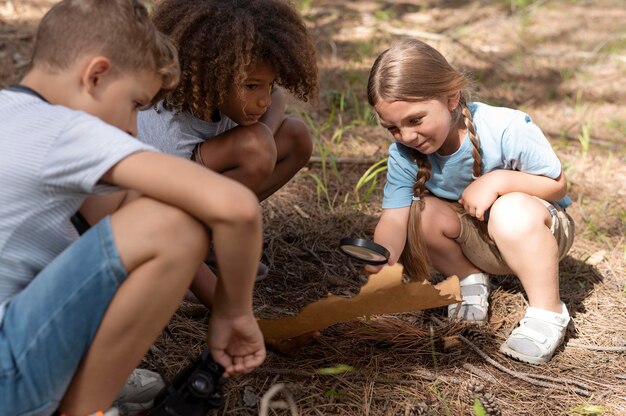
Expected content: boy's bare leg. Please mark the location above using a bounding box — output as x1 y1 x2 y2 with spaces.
197 117 312 201
60 197 209 414
488 193 562 313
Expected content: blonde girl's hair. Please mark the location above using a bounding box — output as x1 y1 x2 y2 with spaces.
28 0 180 100
367 38 482 281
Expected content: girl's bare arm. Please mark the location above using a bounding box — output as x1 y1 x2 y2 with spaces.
460 169 567 221
373 206 411 265
259 88 286 135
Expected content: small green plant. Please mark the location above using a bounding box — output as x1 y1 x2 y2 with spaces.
324 389 346 397
607 117 626 137
429 384 452 416
302 106 340 182
578 121 592 155
373 9 394 21
353 157 388 203
316 364 355 375
569 404 608 415
294 0 312 12
307 172 332 208
507 0 540 13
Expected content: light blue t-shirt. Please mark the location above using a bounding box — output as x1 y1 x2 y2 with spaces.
382 102 572 209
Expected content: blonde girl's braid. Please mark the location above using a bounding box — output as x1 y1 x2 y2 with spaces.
399 150 433 281
460 95 482 178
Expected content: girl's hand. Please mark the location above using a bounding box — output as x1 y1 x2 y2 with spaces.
458 175 500 221
207 312 266 377
364 264 385 275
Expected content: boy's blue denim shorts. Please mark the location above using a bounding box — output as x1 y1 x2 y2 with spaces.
0 217 127 416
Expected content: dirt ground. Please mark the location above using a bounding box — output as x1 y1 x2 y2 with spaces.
2 0 625 415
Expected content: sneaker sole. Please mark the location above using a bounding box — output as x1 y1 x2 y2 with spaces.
499 343 549 365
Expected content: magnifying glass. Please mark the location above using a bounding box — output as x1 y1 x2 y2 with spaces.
339 237 390 265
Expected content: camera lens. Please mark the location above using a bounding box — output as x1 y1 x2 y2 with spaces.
189 372 214 398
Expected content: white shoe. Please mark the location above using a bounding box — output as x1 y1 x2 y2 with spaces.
448 272 490 324
499 302 570 365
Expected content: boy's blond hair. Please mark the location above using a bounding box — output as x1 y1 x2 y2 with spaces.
29 0 179 94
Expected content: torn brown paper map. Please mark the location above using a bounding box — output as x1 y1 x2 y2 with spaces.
258 264 461 340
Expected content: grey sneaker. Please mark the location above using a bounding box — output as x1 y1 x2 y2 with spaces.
113 368 165 416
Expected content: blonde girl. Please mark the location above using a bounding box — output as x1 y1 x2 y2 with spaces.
366 39 575 365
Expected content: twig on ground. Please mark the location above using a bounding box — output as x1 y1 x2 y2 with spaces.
379 26 446 42
520 372 593 391
259 383 299 416
462 363 498 384
458 334 592 397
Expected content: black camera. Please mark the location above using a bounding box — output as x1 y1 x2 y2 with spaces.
148 349 226 416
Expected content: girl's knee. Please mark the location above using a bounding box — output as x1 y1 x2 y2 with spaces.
420 197 461 239
489 193 549 239
239 124 277 176
282 117 313 160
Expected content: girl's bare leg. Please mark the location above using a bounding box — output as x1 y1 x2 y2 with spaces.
256 117 312 201
197 117 312 201
420 196 481 278
488 192 561 313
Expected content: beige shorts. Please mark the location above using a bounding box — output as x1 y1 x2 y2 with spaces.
451 198 575 275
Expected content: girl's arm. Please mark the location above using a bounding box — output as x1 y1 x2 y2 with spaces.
366 207 411 273
259 88 286 135
460 169 568 221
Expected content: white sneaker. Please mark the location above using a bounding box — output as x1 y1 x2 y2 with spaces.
499 302 570 364
112 368 165 415
448 272 490 323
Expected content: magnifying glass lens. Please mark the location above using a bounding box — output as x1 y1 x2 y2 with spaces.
339 237 390 265
340 245 387 262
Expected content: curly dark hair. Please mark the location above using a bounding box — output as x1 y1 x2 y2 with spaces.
152 0 318 120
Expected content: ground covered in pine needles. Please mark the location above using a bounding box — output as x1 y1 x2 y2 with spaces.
2 1 625 415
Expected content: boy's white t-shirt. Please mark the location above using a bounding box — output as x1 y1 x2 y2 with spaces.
0 89 157 322
137 101 237 159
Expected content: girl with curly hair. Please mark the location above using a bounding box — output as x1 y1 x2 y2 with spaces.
138 0 318 205
366 39 575 365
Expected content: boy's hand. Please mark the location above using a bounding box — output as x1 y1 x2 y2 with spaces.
207 313 266 377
